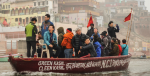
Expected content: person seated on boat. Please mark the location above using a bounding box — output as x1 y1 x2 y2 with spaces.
121 39 129 55
109 37 119 56
44 24 61 58
100 31 109 56
102 31 111 52
57 27 65 58
78 37 97 58
93 34 101 57
90 28 100 41
72 28 89 57
116 39 122 56
61 28 74 58
36 31 47 58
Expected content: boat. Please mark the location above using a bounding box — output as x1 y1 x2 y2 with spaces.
0 54 19 62
8 54 131 73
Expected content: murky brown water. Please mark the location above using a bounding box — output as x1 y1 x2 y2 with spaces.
0 59 150 76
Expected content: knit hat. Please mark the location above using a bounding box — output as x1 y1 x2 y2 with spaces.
67 28 72 32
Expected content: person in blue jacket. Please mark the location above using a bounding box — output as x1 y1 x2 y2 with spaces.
90 28 100 41
41 14 54 37
121 39 129 55
93 34 101 57
44 24 61 58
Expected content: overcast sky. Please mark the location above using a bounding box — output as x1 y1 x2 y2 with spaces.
145 0 150 12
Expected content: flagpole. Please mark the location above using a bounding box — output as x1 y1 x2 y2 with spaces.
127 8 133 44
126 20 130 40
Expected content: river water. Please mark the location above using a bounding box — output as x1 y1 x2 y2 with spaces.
0 59 150 76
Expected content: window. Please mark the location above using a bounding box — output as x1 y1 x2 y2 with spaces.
8 5 10 8
47 1 48 5
34 2 36 6
15 18 18 22
38 2 40 6
42 1 45 5
140 1 144 5
73 7 74 10
3 5 5 9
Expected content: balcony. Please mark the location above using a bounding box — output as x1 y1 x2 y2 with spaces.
59 0 100 8
59 10 100 16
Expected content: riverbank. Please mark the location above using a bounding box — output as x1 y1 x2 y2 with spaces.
0 59 150 76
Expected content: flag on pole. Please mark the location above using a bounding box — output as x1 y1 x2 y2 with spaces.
87 16 93 28
124 9 132 22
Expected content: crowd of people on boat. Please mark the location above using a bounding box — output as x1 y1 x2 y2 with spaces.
25 14 129 58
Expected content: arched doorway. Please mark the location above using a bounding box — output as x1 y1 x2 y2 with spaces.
26 7 29 15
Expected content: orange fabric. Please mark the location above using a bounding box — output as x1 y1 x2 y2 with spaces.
61 32 74 49
118 44 122 56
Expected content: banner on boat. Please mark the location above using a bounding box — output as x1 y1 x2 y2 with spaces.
38 59 130 72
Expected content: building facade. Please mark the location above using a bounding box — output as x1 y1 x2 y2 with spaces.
58 0 100 27
0 0 58 27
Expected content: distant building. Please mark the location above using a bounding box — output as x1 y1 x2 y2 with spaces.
0 0 58 27
120 0 146 10
58 0 100 27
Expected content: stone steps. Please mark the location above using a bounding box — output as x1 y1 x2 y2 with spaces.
0 50 6 56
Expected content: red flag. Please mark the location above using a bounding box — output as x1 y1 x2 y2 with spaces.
87 16 93 28
124 13 131 22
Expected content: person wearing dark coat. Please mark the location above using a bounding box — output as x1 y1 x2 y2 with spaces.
107 21 119 38
57 27 65 58
78 37 97 57
72 28 89 57
86 24 94 37
109 37 119 56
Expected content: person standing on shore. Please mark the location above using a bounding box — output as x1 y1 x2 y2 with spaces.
25 18 38 57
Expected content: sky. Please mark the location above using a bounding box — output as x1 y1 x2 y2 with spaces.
145 0 150 12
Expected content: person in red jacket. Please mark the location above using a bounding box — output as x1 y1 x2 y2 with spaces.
117 39 122 56
61 28 74 58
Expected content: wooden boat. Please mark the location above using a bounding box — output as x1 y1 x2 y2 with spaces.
8 54 131 73
0 54 19 62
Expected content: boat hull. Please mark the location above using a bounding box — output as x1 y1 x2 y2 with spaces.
9 54 131 73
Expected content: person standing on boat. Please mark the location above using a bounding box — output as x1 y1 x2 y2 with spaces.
100 32 109 56
41 14 54 37
57 27 65 58
86 24 94 37
25 18 37 57
90 28 100 41
61 28 74 58
109 37 119 56
121 39 129 55
78 37 97 57
107 21 119 38
72 28 89 57
44 24 61 58
93 34 101 57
